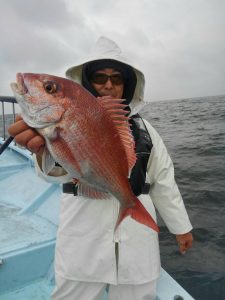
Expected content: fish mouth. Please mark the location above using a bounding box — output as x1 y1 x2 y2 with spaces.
10 73 28 96
10 73 37 127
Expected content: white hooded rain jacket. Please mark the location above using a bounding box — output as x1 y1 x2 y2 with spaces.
35 36 193 285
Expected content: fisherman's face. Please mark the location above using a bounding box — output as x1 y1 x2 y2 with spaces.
90 68 124 99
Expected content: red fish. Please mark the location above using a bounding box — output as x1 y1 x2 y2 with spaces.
11 73 159 232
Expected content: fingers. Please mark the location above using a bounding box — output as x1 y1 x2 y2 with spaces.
179 240 191 255
7 115 45 154
8 116 29 137
28 139 45 155
15 115 23 122
17 130 45 154
176 232 193 255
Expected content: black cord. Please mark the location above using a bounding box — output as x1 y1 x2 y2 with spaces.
0 136 14 155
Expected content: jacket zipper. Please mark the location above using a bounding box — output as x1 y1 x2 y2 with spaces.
113 198 121 243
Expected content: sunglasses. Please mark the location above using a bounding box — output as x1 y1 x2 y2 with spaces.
91 73 124 85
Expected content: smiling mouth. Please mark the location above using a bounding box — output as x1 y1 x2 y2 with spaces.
10 73 28 95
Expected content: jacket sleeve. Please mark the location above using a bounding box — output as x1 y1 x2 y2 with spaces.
33 147 72 184
143 120 193 234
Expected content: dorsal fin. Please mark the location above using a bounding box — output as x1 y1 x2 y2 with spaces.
97 97 136 171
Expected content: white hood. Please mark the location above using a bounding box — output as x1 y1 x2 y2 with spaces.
65 36 147 114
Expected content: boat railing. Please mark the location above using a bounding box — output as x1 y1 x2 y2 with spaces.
0 96 17 140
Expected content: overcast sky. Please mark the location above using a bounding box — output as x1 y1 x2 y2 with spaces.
1 0 225 103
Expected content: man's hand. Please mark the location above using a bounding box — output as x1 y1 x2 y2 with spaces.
8 115 45 155
176 232 193 255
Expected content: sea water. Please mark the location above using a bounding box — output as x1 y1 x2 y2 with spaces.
141 95 225 300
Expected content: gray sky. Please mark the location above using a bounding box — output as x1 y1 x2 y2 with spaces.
1 0 225 102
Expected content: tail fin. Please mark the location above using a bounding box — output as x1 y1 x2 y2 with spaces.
115 198 159 233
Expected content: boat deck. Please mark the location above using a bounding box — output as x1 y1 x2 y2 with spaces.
0 279 54 300
0 204 56 253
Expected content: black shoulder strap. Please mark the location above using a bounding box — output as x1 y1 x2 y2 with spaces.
129 114 153 196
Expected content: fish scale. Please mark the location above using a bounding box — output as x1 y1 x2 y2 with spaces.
66 106 129 192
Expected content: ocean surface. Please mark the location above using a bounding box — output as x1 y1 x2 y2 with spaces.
1 95 225 300
141 95 225 300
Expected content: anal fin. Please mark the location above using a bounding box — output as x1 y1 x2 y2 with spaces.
78 183 110 199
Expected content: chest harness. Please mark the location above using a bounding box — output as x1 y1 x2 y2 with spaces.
62 113 153 196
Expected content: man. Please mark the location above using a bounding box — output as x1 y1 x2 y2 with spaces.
8 36 193 300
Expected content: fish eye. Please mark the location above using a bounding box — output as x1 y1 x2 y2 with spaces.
44 81 58 94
